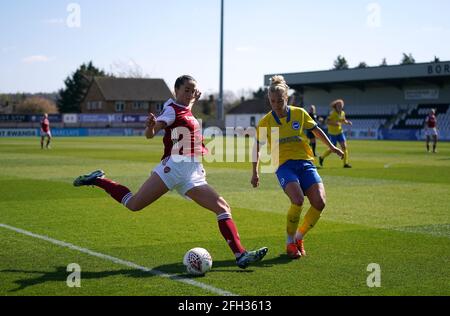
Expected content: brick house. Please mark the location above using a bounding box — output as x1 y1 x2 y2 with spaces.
81 77 173 114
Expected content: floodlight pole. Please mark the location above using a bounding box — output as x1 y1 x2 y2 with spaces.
218 0 224 122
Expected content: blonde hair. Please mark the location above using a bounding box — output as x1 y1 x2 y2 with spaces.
269 75 289 99
331 99 344 109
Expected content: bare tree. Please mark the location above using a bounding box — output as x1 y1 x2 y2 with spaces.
236 88 254 102
16 97 59 114
110 59 149 78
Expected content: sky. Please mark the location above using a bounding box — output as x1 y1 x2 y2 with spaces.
1 0 450 97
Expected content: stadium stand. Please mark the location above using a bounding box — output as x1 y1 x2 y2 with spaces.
315 104 401 130
394 104 449 129
264 61 450 139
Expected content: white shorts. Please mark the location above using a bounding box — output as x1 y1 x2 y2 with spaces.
153 155 207 197
425 128 438 137
41 131 52 138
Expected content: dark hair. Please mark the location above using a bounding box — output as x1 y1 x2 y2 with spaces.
175 75 196 90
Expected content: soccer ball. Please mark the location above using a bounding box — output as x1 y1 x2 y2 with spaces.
183 248 213 276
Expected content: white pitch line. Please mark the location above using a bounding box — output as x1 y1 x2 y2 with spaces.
0 223 237 296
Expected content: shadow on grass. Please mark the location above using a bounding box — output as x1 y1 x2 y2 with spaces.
2 255 292 292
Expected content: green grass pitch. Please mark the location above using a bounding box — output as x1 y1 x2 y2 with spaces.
0 137 449 296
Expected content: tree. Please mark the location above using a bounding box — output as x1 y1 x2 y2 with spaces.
357 62 368 68
57 61 109 113
236 88 254 102
252 87 268 99
110 59 149 78
401 53 416 65
333 55 349 70
16 96 58 114
202 95 214 116
0 94 11 106
380 58 388 67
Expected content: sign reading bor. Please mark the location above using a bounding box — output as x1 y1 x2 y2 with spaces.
428 63 450 75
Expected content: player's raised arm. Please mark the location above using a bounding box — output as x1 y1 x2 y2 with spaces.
145 113 167 139
312 127 344 159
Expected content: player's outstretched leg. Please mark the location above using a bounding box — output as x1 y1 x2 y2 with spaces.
74 170 169 212
73 170 132 206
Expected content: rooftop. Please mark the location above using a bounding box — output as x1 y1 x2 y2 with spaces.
265 61 450 92
94 77 174 101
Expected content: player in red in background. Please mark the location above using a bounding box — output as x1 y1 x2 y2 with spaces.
40 113 52 149
73 75 268 270
425 109 438 153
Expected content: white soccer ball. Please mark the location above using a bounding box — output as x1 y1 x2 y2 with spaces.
183 248 213 276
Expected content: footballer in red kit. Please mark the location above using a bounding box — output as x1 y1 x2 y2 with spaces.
425 109 438 153
159 99 208 161
40 113 52 149
73 75 268 270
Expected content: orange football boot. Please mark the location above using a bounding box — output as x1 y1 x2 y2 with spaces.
286 243 301 259
296 239 307 257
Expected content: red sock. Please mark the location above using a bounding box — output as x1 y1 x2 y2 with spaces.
217 215 246 256
94 178 131 205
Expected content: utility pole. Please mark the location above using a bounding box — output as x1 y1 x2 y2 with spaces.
218 0 224 122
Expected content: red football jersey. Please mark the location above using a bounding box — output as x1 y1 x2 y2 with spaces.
158 102 208 161
41 118 50 133
426 114 436 128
